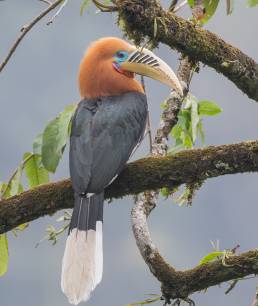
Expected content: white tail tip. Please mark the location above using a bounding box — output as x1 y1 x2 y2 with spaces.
61 222 103 305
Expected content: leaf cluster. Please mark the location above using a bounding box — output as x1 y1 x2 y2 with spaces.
169 95 222 154
187 0 258 25
0 104 77 276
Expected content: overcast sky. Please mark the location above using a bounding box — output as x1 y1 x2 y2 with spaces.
1 1 258 306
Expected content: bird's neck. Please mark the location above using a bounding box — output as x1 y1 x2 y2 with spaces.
78 58 144 99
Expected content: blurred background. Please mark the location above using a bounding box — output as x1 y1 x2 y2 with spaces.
0 1 258 305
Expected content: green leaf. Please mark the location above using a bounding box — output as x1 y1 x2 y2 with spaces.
178 109 191 130
198 100 222 116
160 101 168 109
0 234 8 276
183 133 193 148
187 0 195 8
199 251 224 265
0 182 10 199
12 223 29 237
42 104 77 173
153 18 158 38
80 0 90 15
17 223 28 231
168 144 185 155
33 134 43 155
161 187 170 198
23 152 49 188
197 120 205 144
247 0 258 7
171 124 183 140
201 0 219 24
9 164 23 197
174 187 191 206
190 96 199 143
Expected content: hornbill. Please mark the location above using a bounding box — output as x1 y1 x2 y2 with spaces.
61 37 183 304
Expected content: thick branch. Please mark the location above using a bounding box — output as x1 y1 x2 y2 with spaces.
0 140 258 234
147 245 258 300
117 0 258 102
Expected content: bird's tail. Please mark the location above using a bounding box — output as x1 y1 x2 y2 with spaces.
61 192 104 305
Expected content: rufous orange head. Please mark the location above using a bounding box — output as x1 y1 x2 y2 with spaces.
78 37 183 99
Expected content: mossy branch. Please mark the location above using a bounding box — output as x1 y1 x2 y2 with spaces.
156 248 258 300
0 140 258 234
116 0 258 102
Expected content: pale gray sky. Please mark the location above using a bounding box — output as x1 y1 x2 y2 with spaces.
0 1 258 306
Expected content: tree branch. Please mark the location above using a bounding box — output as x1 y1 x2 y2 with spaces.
0 0 64 73
154 248 258 300
132 196 258 301
132 56 195 303
0 140 258 234
116 0 258 102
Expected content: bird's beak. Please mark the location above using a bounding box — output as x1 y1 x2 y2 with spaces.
120 47 183 96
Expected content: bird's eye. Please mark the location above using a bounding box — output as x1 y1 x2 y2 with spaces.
115 51 128 60
117 51 125 58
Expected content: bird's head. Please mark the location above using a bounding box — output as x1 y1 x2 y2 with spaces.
79 37 183 99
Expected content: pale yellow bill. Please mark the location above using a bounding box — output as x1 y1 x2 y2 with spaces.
121 47 183 96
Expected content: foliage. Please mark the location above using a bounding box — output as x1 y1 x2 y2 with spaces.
187 0 257 24
200 0 220 24
80 0 90 15
169 94 222 154
36 211 71 247
246 0 258 7
42 104 77 173
199 251 224 265
0 104 77 277
23 153 49 188
0 234 8 277
161 95 222 205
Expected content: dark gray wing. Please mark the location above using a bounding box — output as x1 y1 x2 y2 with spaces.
69 99 96 194
69 92 147 195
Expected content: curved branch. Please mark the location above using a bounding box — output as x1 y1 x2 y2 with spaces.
132 196 258 300
132 57 195 303
117 0 258 102
0 140 258 234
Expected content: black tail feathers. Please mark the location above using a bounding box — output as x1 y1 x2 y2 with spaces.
69 192 104 233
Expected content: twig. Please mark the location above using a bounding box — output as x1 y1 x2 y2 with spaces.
173 0 188 13
140 76 152 153
225 279 238 295
39 0 52 5
0 0 64 73
0 153 35 200
92 0 117 12
168 0 179 12
252 284 258 306
46 0 68 25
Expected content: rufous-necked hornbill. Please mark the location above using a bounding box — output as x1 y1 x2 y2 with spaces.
61 37 183 304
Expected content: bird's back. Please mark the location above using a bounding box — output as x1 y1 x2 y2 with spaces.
69 91 148 195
